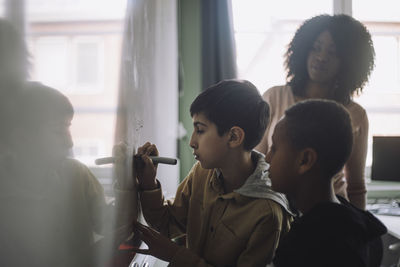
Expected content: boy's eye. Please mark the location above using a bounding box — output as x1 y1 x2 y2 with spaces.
196 129 204 134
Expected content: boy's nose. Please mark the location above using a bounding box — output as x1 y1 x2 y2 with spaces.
189 139 196 149
189 133 197 149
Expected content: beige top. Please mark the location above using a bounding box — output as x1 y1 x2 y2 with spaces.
140 161 292 267
0 158 136 267
255 85 368 209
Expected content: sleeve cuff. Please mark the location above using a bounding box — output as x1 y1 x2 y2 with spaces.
140 180 165 208
114 183 136 205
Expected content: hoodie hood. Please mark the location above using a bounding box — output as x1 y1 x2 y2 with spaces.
233 150 295 216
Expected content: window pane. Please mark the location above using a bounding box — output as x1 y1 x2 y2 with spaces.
366 36 399 92
26 0 126 168
353 1 400 168
33 37 69 91
76 43 98 85
0 0 5 17
353 0 400 22
232 0 332 93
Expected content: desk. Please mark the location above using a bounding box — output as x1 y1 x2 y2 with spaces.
375 215 400 267
367 181 400 238
367 181 400 266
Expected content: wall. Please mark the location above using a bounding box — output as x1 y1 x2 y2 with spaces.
178 0 202 180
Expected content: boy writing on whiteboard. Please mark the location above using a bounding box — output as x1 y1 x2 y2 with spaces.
133 80 293 266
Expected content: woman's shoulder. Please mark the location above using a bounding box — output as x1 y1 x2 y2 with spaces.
346 100 368 121
262 85 293 101
262 85 295 110
347 99 366 111
262 85 291 98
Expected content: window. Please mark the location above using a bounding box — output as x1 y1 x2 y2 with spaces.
73 138 105 166
0 0 5 17
32 37 69 91
232 0 331 91
353 0 400 166
232 0 400 172
73 37 104 94
30 36 104 94
25 0 126 168
76 42 99 85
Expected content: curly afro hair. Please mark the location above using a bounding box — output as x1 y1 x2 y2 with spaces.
285 14 375 104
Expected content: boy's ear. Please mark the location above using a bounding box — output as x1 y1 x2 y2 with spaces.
297 148 317 175
227 126 245 148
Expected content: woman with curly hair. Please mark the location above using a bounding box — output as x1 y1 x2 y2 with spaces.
255 14 375 210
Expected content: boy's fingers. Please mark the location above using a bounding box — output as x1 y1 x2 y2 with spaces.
141 155 154 166
146 144 159 156
137 146 145 155
137 142 151 154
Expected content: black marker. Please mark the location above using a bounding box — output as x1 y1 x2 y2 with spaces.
95 156 177 165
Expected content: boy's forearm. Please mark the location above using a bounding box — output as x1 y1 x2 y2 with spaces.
140 181 188 239
139 183 170 232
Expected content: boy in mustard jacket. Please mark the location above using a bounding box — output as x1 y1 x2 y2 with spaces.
133 80 293 266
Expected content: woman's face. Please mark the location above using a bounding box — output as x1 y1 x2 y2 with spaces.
307 30 340 85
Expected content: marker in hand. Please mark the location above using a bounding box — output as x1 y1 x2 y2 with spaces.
95 155 177 165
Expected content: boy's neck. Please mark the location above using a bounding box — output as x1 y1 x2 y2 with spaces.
219 150 255 194
290 174 339 214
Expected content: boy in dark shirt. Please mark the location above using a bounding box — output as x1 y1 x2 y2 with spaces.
266 99 387 267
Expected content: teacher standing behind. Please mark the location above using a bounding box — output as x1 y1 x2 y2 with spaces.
255 14 375 210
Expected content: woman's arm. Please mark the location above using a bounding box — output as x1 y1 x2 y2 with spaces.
344 110 369 210
254 88 276 155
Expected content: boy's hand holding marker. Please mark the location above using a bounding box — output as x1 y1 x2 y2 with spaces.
95 142 177 191
135 142 159 191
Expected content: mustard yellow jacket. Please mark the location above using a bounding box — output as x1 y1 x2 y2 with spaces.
140 151 292 267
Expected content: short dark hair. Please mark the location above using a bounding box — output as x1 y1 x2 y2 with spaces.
190 79 269 150
15 84 74 128
285 14 375 104
284 99 353 178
